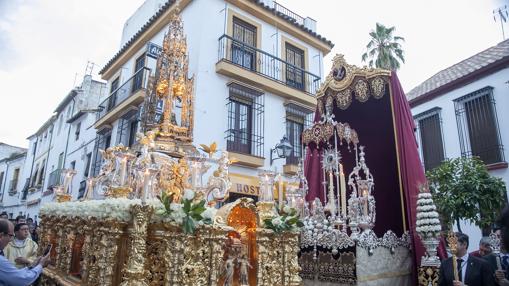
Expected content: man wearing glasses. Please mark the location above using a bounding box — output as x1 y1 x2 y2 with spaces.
4 223 38 268
0 219 50 286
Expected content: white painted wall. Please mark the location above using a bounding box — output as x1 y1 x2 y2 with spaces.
0 154 27 218
120 0 167 48
411 67 509 252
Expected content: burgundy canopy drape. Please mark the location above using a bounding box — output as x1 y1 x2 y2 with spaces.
302 72 447 281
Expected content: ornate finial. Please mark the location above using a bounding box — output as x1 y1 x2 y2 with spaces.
447 231 458 255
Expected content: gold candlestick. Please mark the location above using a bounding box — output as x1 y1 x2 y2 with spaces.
447 231 459 281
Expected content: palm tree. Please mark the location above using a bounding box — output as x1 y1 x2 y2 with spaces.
361 23 405 71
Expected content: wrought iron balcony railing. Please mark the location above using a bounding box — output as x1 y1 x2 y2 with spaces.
273 1 305 26
48 169 62 188
97 67 151 121
218 34 321 95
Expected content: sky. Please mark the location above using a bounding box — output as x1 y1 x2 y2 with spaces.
0 0 506 147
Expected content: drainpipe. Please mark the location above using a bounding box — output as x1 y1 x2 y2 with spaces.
62 94 77 167
43 123 54 192
28 138 38 187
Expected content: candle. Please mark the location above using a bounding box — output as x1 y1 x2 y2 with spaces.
340 164 347 218
260 174 273 202
322 166 327 203
119 157 127 186
362 189 369 216
328 171 336 215
63 173 72 194
85 178 95 200
142 169 150 204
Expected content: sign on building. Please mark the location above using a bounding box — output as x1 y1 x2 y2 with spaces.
147 42 163 59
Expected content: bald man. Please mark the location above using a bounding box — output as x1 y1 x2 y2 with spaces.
0 219 50 286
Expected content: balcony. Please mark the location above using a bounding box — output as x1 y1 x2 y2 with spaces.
95 67 151 129
48 169 62 188
273 1 304 26
216 35 320 109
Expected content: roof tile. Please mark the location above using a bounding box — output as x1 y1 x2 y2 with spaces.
407 39 509 101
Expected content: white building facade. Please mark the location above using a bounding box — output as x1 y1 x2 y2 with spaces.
0 146 27 218
408 39 509 251
0 75 106 218
93 0 333 198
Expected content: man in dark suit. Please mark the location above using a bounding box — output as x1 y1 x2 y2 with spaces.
438 232 495 286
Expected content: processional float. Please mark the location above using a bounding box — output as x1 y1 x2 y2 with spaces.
37 11 446 286
38 13 302 286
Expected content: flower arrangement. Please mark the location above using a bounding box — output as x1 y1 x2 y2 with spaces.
416 191 441 238
263 205 303 233
39 198 161 222
156 189 216 234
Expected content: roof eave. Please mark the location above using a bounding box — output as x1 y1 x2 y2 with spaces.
409 56 509 107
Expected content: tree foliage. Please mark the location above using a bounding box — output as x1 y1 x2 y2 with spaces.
426 157 506 233
361 23 405 71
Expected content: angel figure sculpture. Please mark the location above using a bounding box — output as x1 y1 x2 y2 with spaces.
239 254 252 286
223 257 235 286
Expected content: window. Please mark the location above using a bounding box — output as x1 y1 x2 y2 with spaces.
108 77 120 111
37 159 46 186
128 120 138 147
10 168 20 192
30 164 39 187
414 108 445 171
84 153 92 178
285 43 305 90
70 161 76 170
105 134 111 149
132 54 146 92
225 83 264 157
75 122 81 141
454 86 505 165
285 104 313 165
232 17 257 70
91 132 112 176
58 152 64 170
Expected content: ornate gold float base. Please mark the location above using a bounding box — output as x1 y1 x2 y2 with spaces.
418 266 439 286
106 186 132 198
55 193 72 203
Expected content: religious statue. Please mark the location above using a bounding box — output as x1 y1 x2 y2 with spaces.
223 258 235 286
239 253 252 286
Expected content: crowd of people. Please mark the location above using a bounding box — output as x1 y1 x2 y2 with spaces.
0 213 49 286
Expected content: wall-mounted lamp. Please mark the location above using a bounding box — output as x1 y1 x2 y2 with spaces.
270 136 293 165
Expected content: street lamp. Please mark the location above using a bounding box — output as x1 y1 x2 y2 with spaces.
270 136 293 165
